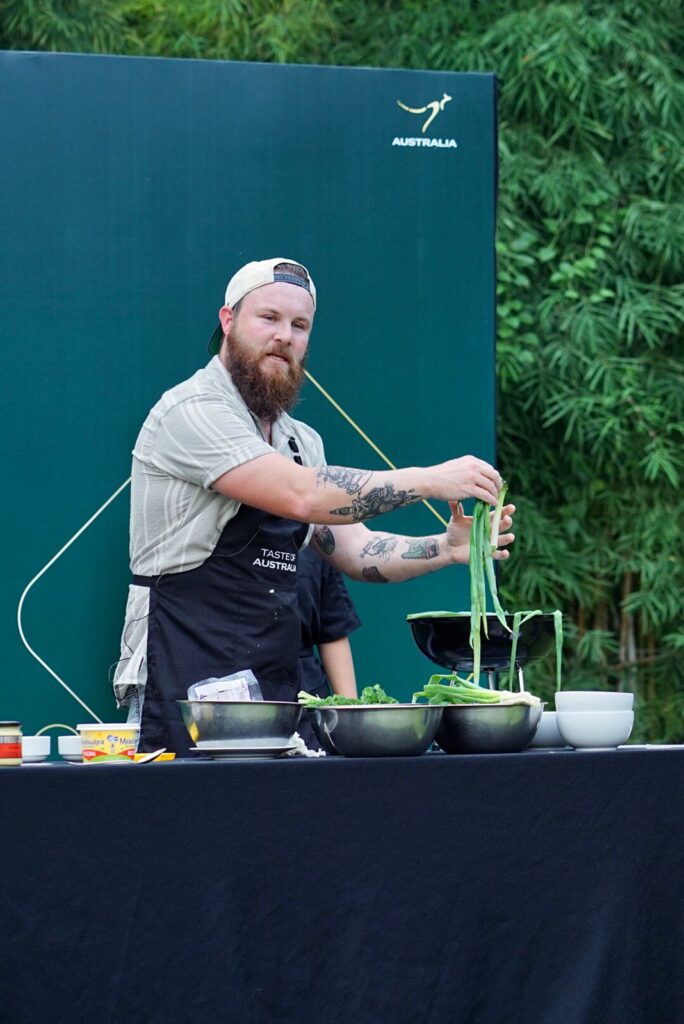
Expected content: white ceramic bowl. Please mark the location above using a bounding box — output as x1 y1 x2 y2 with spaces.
21 736 51 763
58 735 83 762
556 710 634 748
555 690 634 712
527 711 567 748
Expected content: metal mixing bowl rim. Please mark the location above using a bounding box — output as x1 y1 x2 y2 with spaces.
308 703 440 711
439 701 546 711
177 699 300 707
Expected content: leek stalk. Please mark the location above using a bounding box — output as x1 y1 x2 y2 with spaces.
469 484 512 680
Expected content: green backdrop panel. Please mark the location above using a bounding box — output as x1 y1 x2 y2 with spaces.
0 51 496 731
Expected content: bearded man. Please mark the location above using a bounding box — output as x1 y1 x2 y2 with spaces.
114 258 515 754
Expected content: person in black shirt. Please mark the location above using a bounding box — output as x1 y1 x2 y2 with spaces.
296 545 361 747
296 544 361 699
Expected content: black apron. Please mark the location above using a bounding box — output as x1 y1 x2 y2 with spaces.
134 502 308 755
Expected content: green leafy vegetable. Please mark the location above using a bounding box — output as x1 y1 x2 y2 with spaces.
298 684 399 708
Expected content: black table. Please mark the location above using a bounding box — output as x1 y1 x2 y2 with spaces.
2 749 683 1024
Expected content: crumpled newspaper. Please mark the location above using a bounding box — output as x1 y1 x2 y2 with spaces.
284 731 327 757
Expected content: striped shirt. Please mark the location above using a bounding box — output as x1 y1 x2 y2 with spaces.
114 356 326 708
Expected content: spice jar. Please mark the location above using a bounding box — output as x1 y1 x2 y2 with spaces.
0 722 23 766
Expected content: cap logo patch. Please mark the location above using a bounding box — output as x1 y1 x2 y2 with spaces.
273 272 311 293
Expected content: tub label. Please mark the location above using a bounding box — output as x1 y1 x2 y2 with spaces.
79 729 138 762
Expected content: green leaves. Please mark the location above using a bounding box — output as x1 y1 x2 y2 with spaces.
486 3 684 740
0 0 134 53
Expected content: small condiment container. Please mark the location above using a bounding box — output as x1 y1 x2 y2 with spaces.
0 722 23 766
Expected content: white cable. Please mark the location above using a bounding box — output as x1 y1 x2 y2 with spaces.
16 477 132 723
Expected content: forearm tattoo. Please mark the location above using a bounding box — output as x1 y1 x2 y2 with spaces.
402 538 440 560
360 536 398 562
330 484 421 521
313 525 336 555
362 566 389 583
315 466 372 495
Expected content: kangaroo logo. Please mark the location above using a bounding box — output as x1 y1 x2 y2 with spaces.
397 92 452 134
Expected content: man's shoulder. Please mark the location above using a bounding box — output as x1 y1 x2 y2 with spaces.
134 359 252 461
144 359 241 422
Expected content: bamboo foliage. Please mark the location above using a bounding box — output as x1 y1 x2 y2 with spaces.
2 0 682 739
479 4 684 740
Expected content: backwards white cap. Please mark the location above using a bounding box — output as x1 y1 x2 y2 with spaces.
210 257 316 353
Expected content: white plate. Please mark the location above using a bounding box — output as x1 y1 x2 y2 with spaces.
189 745 296 760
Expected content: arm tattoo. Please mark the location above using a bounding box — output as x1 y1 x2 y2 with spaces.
315 466 372 495
360 536 398 562
330 484 422 521
313 525 336 555
362 566 390 583
401 538 440 561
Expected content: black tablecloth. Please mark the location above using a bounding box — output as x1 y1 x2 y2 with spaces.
2 749 683 1024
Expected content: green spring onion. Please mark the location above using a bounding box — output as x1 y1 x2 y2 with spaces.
554 610 563 690
469 485 564 692
409 486 565 702
469 484 512 680
484 483 511 633
469 501 486 680
412 674 541 707
507 609 542 689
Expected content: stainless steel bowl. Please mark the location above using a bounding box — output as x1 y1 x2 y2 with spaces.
308 704 444 758
177 700 302 749
436 702 543 754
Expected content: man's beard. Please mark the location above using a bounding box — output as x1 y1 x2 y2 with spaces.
225 327 307 423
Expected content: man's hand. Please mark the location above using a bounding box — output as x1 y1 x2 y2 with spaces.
445 501 516 564
429 456 503 507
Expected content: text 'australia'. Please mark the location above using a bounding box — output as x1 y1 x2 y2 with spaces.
253 548 297 572
392 137 458 149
